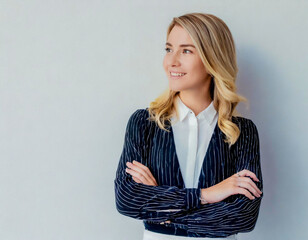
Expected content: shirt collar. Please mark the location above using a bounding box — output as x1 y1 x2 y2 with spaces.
172 95 218 126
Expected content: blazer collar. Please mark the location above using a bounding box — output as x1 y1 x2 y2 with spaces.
172 95 217 126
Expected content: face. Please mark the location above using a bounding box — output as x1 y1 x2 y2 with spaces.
163 25 211 93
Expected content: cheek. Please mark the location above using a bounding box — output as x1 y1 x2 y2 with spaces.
163 57 168 72
191 60 207 76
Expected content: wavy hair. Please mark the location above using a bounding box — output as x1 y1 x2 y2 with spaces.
147 12 248 147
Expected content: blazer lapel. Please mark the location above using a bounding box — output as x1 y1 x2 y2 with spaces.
197 123 235 189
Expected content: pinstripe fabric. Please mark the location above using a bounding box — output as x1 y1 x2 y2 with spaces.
114 108 263 238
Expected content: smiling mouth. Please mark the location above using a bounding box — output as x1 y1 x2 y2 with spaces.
170 72 187 78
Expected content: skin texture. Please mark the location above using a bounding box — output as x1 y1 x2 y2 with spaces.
125 25 262 207
163 24 212 117
125 161 158 186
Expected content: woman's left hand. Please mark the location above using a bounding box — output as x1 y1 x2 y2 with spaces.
125 160 158 186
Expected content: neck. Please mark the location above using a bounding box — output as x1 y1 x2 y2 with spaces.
178 90 212 116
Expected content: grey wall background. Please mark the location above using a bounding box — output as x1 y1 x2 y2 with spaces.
1 0 307 239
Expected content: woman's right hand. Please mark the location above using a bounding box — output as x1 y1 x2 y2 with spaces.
201 169 263 204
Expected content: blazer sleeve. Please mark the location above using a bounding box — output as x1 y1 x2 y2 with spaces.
172 118 264 237
114 109 202 222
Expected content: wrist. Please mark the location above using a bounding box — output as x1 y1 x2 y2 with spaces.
200 188 209 205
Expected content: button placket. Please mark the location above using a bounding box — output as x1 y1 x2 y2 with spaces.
186 114 198 188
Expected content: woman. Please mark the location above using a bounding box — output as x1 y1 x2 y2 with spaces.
114 12 263 239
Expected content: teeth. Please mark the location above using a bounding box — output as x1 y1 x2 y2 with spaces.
171 72 186 76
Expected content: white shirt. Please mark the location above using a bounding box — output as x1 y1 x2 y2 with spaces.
170 95 218 188
143 96 240 240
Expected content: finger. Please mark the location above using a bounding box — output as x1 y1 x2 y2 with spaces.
132 160 157 184
131 160 158 185
153 178 158 186
132 160 148 171
242 177 262 194
127 162 152 184
236 187 255 200
237 178 262 197
126 168 149 184
132 176 142 184
127 167 157 186
238 169 260 182
132 161 154 181
127 167 146 185
235 172 262 195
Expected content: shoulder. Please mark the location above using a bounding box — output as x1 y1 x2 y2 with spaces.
231 116 259 137
127 108 150 129
129 108 150 121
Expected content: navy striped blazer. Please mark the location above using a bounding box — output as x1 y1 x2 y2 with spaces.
114 108 264 238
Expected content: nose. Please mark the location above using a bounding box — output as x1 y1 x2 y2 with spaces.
167 51 181 67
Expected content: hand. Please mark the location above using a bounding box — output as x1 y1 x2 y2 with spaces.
201 169 263 204
125 161 168 224
125 160 158 186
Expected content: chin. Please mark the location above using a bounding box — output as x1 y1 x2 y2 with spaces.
169 84 186 92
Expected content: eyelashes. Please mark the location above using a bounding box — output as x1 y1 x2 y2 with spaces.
165 47 192 54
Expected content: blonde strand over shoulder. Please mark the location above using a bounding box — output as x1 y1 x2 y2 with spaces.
148 89 179 132
214 74 247 147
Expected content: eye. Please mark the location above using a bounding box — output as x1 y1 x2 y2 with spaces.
164 48 192 54
183 49 192 54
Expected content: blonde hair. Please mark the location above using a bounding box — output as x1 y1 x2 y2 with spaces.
148 12 247 147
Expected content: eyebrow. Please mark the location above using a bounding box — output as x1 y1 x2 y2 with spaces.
165 42 196 48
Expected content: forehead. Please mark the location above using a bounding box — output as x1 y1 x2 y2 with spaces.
167 25 193 45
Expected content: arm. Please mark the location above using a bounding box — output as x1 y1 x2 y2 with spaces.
172 119 264 237
114 109 202 222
